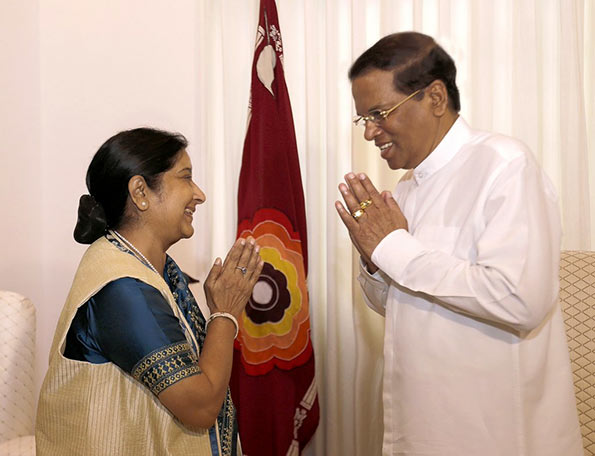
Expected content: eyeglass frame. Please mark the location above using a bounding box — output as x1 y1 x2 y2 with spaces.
352 88 423 127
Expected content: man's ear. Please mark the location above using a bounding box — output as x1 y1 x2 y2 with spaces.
427 80 449 116
128 175 150 211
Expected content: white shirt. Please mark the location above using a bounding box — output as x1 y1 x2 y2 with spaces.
358 117 583 456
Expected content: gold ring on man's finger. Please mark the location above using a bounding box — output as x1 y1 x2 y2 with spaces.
352 208 365 220
359 199 372 209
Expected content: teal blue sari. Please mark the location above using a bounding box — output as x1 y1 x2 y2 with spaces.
65 234 239 455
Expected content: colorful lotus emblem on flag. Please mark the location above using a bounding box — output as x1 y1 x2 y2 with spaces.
236 208 313 375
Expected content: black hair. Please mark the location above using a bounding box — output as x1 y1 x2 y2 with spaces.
348 32 461 112
73 127 188 244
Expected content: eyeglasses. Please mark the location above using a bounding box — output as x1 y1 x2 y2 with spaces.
353 89 422 127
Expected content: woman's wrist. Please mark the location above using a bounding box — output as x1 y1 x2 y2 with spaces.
206 312 239 339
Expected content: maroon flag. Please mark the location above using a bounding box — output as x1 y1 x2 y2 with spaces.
231 0 319 454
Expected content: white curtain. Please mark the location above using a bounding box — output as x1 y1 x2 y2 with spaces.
189 1 593 455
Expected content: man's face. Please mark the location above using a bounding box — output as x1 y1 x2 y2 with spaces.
351 69 438 170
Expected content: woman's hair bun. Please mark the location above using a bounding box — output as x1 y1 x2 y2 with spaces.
73 194 108 244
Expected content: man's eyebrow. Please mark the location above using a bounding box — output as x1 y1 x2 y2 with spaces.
362 105 384 114
177 167 192 174
356 106 381 116
369 103 392 112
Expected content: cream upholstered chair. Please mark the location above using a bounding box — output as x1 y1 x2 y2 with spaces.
560 251 595 456
0 291 36 456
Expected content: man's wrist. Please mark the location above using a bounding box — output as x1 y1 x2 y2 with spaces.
363 258 379 274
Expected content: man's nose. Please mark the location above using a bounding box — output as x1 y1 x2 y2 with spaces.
363 121 382 141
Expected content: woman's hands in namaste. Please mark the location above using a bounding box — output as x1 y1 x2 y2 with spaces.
160 237 264 428
204 237 264 320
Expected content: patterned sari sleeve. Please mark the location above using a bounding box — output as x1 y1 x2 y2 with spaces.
87 277 202 395
131 341 201 395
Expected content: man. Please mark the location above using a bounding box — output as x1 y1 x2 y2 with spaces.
335 32 583 456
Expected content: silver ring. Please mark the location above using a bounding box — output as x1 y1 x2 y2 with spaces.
235 266 247 275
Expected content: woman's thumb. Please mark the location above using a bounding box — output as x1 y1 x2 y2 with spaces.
206 257 222 282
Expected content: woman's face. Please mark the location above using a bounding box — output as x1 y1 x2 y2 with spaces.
148 149 206 246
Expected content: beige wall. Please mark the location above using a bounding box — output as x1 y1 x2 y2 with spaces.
1 0 44 393
1 0 205 398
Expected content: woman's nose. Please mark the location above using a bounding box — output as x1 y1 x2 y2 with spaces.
193 182 206 204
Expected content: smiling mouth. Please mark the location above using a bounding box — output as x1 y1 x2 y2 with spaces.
378 142 393 152
184 208 194 217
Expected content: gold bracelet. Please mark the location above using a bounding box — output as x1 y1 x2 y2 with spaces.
206 312 239 339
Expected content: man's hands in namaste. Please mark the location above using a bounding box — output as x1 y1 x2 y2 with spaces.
335 173 408 274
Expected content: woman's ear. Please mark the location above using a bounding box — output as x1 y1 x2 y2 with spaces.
128 175 149 211
428 80 449 116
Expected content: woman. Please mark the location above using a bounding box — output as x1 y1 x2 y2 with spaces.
36 128 263 455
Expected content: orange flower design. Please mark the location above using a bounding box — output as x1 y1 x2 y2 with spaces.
235 208 313 375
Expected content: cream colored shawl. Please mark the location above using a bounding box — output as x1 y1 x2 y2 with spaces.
36 237 213 455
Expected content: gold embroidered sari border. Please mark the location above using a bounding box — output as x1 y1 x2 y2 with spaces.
132 341 201 395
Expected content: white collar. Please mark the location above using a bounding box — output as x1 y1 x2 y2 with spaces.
413 116 472 184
